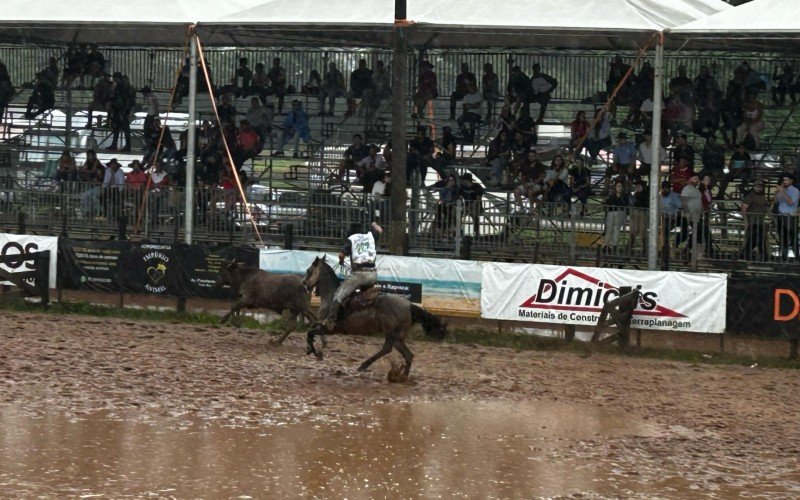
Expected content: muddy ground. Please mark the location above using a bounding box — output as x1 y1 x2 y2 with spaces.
1 311 799 498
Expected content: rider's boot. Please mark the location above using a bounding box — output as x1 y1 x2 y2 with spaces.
323 300 342 330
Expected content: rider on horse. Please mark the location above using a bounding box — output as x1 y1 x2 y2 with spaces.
321 220 383 330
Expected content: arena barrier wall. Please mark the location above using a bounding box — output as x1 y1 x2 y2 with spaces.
259 249 482 316
57 239 258 299
481 262 728 334
727 276 800 340
0 233 58 289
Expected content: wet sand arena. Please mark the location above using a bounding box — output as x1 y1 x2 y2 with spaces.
1 312 800 498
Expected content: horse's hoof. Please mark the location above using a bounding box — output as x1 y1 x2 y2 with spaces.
357 365 369 372
314 350 324 361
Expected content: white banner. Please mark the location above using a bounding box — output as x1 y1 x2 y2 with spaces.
260 249 482 316
0 233 58 289
481 263 727 333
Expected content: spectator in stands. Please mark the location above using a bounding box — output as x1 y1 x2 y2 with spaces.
637 130 667 181
55 149 78 183
101 158 125 219
147 161 172 225
486 130 512 187
629 180 649 254
772 61 794 106
78 150 104 183
515 106 538 149
773 173 799 262
634 61 654 104
0 62 13 120
372 170 391 201
680 172 704 257
570 111 589 152
528 64 557 124
250 62 269 104
716 143 752 199
233 57 252 98
670 157 695 195
434 126 457 177
482 63 500 123
568 156 592 216
25 70 56 119
320 62 346 117
412 59 438 120
449 62 477 120
460 172 484 235
660 179 684 249
514 149 546 212
720 68 745 147
336 134 370 181
109 72 135 152
356 145 387 193
606 132 635 193
585 107 611 165
143 118 176 167
693 89 721 140
363 60 391 124
408 126 435 186
606 56 633 124
603 180 629 252
544 154 570 206
669 65 693 105
266 57 287 114
433 172 460 236
217 93 237 126
141 86 159 137
62 44 87 89
740 179 768 260
492 104 515 137
663 90 693 142
85 45 105 86
738 61 764 96
506 65 531 117
235 120 261 166
456 82 483 143
511 130 531 175
736 93 765 150
174 58 191 106
693 65 718 110
125 160 147 189
301 69 322 98
673 133 695 168
246 97 272 143
85 73 112 129
347 59 373 117
272 99 310 158
699 135 725 184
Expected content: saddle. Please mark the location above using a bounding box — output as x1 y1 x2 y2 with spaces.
341 286 381 317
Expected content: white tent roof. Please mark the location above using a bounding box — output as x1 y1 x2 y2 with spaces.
0 0 731 48
668 0 800 50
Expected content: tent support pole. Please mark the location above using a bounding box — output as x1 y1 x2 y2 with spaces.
185 33 198 244
647 32 664 270
389 3 409 256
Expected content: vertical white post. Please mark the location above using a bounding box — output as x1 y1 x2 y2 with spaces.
647 34 664 270
185 35 198 244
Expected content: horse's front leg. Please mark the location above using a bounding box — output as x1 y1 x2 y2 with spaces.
221 301 247 324
306 326 324 360
358 337 393 372
272 309 296 345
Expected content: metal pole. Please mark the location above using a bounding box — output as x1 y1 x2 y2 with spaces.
647 33 664 270
185 35 198 244
389 1 409 255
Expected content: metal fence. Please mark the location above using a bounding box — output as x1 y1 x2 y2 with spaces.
2 181 798 274
1 43 794 102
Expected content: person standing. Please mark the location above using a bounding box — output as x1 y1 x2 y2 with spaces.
603 180 629 251
773 173 800 261
740 179 768 260
449 62 477 120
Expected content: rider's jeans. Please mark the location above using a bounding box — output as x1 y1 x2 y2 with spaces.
333 268 377 303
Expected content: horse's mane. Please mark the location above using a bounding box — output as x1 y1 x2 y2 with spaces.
319 259 342 286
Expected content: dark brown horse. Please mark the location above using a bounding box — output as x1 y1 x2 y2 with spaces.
216 261 319 345
302 256 447 379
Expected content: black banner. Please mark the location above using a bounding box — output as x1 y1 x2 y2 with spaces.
377 280 422 303
59 240 258 299
726 276 800 339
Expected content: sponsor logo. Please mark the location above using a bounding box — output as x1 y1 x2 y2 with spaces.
143 251 169 293
518 268 688 326
774 289 800 321
1 241 38 270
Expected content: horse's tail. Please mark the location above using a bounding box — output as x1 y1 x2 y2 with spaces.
410 304 447 340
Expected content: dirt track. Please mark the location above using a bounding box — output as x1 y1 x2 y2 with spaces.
2 311 800 497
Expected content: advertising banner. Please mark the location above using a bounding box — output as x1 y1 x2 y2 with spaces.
727 276 800 339
58 239 257 298
0 233 58 289
260 249 482 315
481 263 727 333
